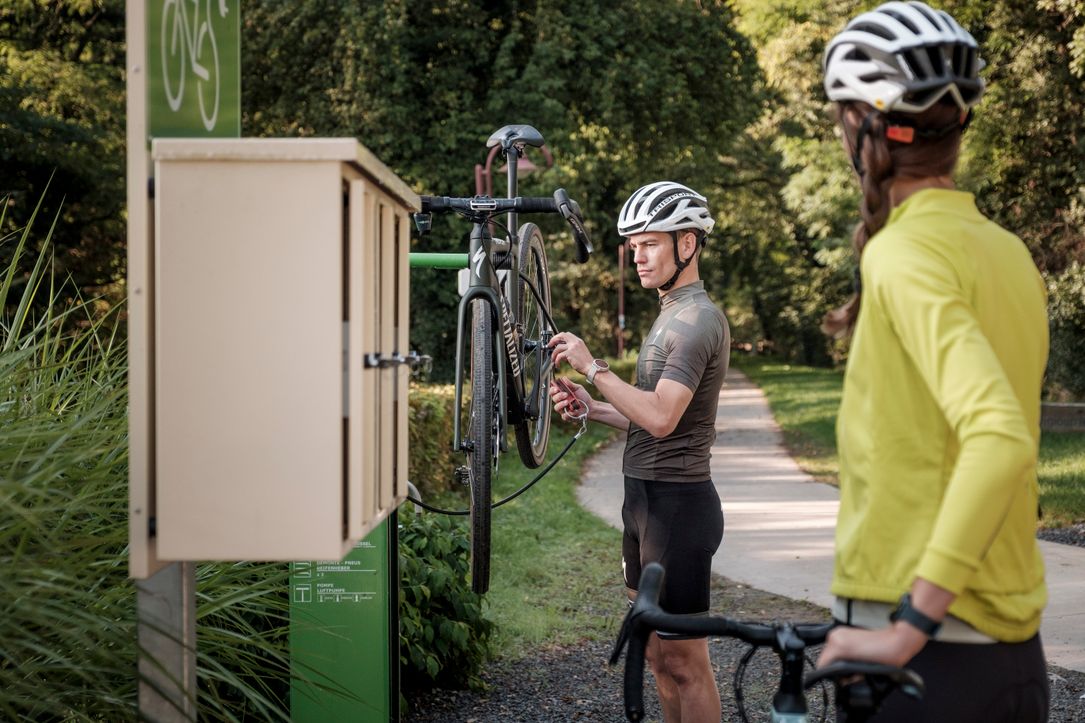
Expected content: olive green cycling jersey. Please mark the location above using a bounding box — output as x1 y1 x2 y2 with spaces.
623 281 730 482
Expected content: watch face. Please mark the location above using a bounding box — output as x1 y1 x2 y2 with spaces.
594 358 610 371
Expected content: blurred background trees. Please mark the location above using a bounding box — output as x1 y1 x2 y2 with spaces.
0 0 126 296
2 0 1082 393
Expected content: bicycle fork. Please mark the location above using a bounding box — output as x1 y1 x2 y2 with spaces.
453 225 517 454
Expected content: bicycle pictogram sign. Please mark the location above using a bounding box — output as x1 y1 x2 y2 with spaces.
160 0 228 131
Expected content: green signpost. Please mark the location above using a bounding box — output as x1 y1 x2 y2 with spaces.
290 520 399 721
138 3 397 716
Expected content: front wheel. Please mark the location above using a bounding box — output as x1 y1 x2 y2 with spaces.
514 223 553 468
466 299 498 594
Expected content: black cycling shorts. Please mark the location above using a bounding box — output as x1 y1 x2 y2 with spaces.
836 632 1049 723
622 476 724 631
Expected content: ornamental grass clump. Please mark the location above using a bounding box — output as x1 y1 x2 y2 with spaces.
0 192 136 719
1 191 295 720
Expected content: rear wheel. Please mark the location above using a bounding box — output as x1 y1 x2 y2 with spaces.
514 223 553 468
466 299 498 594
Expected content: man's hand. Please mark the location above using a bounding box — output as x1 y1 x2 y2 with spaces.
550 378 590 421
548 332 592 375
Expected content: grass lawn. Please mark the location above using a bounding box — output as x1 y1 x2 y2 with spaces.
731 354 1085 528
428 419 827 666
475 423 628 656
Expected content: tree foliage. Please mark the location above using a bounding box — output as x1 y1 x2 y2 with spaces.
726 0 1085 366
242 0 764 378
0 1 126 296
0 0 1080 378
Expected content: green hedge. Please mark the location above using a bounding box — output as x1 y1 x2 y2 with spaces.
1047 262 1085 401
407 383 458 498
398 505 492 694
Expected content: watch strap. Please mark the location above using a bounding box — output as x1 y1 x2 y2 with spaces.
586 359 609 385
890 593 942 637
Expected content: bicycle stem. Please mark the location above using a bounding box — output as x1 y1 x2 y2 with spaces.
773 625 811 716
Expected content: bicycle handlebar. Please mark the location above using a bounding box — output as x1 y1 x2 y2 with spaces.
418 188 594 264
420 195 557 214
612 562 924 722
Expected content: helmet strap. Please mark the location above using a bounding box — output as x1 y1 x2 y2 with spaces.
851 111 880 177
660 230 700 291
885 109 974 143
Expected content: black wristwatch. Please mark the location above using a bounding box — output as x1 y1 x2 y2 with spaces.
890 593 942 638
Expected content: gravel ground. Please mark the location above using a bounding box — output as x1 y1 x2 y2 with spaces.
405 572 1085 722
1038 522 1085 548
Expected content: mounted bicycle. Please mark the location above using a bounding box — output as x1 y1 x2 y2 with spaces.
414 124 592 594
611 563 925 722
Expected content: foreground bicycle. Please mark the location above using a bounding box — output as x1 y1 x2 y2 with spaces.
611 563 925 722
415 124 592 594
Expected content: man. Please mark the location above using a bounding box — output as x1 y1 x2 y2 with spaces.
548 181 730 722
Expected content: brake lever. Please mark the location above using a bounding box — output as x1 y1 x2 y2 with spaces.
554 188 594 263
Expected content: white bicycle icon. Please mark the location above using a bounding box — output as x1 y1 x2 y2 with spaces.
161 0 228 131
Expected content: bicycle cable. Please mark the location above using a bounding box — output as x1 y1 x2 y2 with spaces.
733 644 757 723
408 209 576 517
732 645 829 723
406 415 589 516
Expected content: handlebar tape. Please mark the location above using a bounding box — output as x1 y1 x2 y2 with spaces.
418 195 557 213
419 196 447 212
636 562 665 609
623 632 648 721
517 196 558 213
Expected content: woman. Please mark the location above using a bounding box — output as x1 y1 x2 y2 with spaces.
815 2 1050 721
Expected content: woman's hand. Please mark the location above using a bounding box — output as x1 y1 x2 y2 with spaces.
816 622 929 670
550 378 591 422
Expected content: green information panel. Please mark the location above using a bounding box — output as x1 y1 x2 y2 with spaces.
290 519 397 722
147 0 241 137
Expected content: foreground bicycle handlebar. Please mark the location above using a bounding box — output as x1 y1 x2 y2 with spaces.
419 188 594 263
610 563 925 722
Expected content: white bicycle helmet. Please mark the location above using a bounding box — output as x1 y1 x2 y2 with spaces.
823 1 985 114
617 181 715 238
619 181 714 290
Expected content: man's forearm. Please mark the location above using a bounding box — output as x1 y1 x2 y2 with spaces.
593 372 685 437
588 400 630 430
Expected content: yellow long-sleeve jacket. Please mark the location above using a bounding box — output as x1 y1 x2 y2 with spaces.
833 188 1048 642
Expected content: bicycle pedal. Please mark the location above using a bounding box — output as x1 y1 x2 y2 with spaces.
454 466 471 486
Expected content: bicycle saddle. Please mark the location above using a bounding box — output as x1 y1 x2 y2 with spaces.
487 124 545 150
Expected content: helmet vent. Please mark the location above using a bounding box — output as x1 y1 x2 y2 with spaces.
854 21 895 41
913 3 943 30
884 10 921 35
900 49 927 80
925 46 944 75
